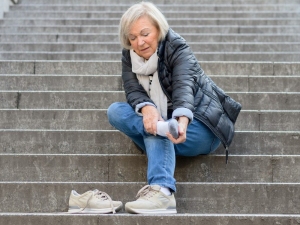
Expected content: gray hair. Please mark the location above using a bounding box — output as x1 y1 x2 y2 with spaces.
119 1 169 49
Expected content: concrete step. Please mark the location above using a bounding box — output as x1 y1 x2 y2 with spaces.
0 75 123 91
0 25 299 34
1 182 300 213
1 52 300 61
9 4 300 11
2 18 300 26
1 75 299 92
0 154 289 182
1 61 299 76
4 213 300 225
16 0 300 5
1 154 300 182
2 213 300 225
0 91 298 110
0 109 298 131
1 42 300 52
0 130 299 155
4 11 300 19
1 34 299 43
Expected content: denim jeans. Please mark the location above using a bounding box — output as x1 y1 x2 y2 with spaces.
107 102 221 192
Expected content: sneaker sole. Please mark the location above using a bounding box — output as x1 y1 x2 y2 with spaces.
68 205 123 214
125 207 177 214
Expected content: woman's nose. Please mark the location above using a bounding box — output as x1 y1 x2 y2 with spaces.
137 37 144 46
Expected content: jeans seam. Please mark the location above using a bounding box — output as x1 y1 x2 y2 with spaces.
163 139 168 185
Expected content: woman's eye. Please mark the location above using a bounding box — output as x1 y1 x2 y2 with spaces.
129 35 136 40
142 33 149 37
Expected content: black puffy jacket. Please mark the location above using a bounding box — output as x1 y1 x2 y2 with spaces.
121 28 242 149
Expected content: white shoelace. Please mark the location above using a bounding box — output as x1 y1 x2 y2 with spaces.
136 185 158 199
79 189 116 214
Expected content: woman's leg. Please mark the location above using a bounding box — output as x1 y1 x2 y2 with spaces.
175 119 221 156
107 102 176 191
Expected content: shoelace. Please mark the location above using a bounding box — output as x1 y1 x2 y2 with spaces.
136 185 158 199
80 189 116 214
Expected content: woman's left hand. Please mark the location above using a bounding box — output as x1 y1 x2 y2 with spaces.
166 116 189 144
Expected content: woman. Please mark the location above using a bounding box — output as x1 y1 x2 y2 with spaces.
107 2 241 214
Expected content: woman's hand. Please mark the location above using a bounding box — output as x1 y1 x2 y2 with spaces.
141 105 163 135
166 116 189 144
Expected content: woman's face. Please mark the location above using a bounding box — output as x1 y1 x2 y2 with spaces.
128 16 159 60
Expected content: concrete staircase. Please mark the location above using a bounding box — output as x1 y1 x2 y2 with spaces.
0 0 300 224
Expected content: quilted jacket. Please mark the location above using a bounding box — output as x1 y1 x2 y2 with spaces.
121 28 242 149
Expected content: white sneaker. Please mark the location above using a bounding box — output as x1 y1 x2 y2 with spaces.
68 189 123 214
125 185 177 214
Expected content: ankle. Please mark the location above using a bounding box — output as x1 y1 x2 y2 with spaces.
160 186 171 196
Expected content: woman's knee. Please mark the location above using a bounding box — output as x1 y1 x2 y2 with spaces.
107 102 126 125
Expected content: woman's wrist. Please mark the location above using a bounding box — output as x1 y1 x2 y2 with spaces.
177 116 189 126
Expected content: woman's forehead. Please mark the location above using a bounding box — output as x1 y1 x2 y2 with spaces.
129 17 155 32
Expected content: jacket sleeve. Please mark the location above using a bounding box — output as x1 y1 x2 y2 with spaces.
166 35 200 116
121 49 155 110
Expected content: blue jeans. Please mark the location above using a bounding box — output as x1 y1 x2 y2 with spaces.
107 102 221 192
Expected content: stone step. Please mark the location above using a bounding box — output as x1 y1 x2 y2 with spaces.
0 75 123 91
0 130 298 155
2 213 300 225
1 61 299 76
0 91 298 110
2 18 300 26
0 110 298 131
4 11 300 19
1 52 300 61
9 4 300 11
1 34 299 43
1 182 300 213
1 75 299 92
1 42 300 52
17 0 300 5
0 25 299 34
0 154 299 182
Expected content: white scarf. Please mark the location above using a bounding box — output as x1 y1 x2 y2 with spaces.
130 49 168 120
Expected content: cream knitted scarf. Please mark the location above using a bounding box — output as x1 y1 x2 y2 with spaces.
130 49 168 119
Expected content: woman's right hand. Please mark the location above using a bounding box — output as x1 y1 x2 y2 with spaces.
141 105 162 135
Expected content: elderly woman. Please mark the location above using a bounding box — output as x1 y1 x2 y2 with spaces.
107 2 241 214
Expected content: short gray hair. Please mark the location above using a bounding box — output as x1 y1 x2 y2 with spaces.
119 1 169 49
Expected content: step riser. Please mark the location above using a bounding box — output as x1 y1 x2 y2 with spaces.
5 12 300 18
10 5 300 11
0 131 299 155
2 19 300 26
0 76 123 91
0 110 298 131
1 61 299 75
1 34 299 43
1 26 299 34
1 61 299 76
1 183 300 213
0 61 276 75
1 52 300 61
1 214 300 225
1 76 299 92
2 43 300 52
0 92 299 110
19 0 300 4
1 155 300 182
